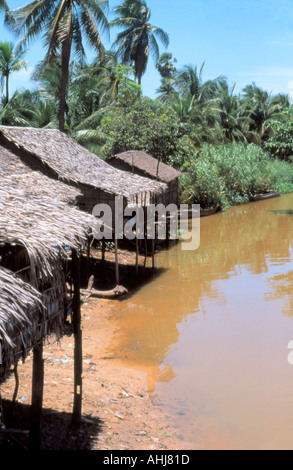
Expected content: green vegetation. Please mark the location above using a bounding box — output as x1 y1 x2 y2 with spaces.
1 0 293 211
0 42 27 105
180 143 293 209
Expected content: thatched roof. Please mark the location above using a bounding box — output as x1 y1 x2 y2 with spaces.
0 186 93 281
108 150 182 183
0 267 42 377
0 146 82 205
0 126 167 202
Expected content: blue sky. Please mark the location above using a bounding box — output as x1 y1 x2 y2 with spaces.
1 0 293 99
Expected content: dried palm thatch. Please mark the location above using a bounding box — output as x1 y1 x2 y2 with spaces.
0 185 95 379
0 171 82 205
0 146 82 205
0 187 93 281
0 267 42 377
108 150 182 183
0 126 168 204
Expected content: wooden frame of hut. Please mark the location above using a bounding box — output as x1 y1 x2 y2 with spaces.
107 150 182 206
0 184 94 449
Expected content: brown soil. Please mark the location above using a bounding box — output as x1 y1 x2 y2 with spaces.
0 248 192 451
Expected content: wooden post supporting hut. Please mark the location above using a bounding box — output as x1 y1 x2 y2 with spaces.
72 249 82 426
29 342 44 450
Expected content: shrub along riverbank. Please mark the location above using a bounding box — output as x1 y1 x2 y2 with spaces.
179 142 293 210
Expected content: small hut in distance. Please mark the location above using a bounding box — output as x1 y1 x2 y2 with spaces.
107 150 182 206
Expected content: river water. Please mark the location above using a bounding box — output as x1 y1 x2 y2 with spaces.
110 193 293 450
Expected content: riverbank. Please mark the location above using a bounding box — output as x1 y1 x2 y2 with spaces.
0 293 193 450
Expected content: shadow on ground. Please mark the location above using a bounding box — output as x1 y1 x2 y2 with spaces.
0 399 103 450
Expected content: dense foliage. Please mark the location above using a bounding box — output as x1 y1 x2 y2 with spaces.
180 143 293 209
1 0 293 211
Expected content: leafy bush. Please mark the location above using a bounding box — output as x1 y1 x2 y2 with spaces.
263 119 293 161
97 97 183 165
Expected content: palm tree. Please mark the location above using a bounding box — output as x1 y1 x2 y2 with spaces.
242 83 284 141
111 0 169 85
0 89 34 126
0 0 8 12
75 51 122 105
8 0 110 132
0 42 27 105
216 81 255 143
156 52 177 79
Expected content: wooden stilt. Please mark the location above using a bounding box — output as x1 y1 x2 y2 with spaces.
11 361 19 409
29 342 44 450
166 216 170 248
102 238 105 263
72 249 82 426
136 235 139 275
135 194 139 275
86 239 90 282
115 238 119 285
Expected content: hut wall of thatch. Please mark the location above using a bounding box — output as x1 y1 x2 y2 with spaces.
107 151 182 206
0 267 43 378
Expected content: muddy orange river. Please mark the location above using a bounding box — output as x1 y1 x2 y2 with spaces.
110 193 293 450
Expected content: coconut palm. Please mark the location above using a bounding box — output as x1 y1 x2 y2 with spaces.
111 0 169 85
0 42 27 105
8 0 110 132
0 0 8 11
216 81 255 143
242 83 284 141
75 51 121 105
175 63 224 103
156 52 177 79
156 77 177 102
0 89 33 125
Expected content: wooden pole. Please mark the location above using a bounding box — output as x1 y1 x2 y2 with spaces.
135 194 139 275
72 249 82 426
11 361 19 411
102 238 105 263
86 239 90 282
136 235 139 275
115 238 119 285
152 237 155 271
29 342 44 450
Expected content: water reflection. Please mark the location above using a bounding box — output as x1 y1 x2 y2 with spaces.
108 194 293 449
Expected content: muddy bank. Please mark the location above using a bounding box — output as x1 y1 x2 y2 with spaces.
0 294 193 450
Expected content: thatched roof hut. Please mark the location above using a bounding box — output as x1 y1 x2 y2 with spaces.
0 127 168 210
0 180 93 444
107 150 182 205
108 150 182 183
0 185 93 380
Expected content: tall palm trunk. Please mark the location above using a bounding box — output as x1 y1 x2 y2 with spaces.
5 72 9 105
58 35 72 132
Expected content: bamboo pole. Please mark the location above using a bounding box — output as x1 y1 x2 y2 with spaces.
29 342 44 450
72 249 82 426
